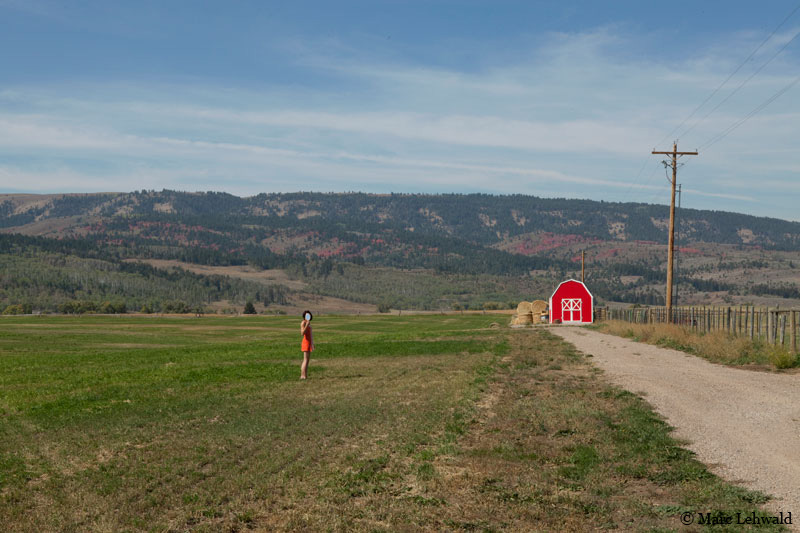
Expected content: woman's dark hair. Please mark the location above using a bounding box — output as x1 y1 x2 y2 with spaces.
302 310 313 321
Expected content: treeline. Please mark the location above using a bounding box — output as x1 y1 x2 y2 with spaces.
0 245 292 314
749 283 800 300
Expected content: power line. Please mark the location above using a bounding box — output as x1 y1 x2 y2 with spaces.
653 2 800 149
680 25 800 141
699 73 800 150
618 155 659 204
626 5 800 209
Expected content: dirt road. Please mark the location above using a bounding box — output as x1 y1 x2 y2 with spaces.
553 327 800 521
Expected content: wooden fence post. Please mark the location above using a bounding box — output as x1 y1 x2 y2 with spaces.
767 308 775 344
780 313 786 348
766 309 771 344
791 310 797 354
737 307 742 335
733 305 742 336
768 309 774 345
742 306 747 337
740 306 744 335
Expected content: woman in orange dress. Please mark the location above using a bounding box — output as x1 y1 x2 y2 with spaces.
300 311 314 379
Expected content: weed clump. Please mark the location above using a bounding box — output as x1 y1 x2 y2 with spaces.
766 345 798 369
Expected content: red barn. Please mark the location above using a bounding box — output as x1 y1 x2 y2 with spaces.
549 279 593 324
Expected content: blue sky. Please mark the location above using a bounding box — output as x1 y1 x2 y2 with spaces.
1 1 800 220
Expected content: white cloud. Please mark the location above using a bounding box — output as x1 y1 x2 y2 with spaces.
0 166 167 192
0 116 126 150
0 25 798 219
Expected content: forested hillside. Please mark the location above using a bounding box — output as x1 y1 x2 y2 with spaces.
1 191 799 313
4 191 799 248
0 234 290 314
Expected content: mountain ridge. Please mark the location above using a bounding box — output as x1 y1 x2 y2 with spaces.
3 190 799 250
2 190 800 314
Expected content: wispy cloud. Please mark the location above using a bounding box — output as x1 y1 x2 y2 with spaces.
0 25 798 219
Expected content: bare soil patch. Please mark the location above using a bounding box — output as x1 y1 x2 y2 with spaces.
0 215 84 236
129 259 309 290
128 260 378 314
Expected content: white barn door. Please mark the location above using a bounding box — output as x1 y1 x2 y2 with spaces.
561 298 582 322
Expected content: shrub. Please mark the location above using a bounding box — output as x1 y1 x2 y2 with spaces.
2 304 27 315
767 345 797 369
59 300 97 314
243 301 257 315
163 300 190 314
100 301 127 314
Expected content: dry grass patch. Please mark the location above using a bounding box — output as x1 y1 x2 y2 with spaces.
595 320 799 369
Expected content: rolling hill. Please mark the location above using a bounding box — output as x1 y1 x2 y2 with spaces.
2 190 800 313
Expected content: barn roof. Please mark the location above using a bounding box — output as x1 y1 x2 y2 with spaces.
550 279 593 299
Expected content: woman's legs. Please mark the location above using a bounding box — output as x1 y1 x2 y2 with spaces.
300 351 310 379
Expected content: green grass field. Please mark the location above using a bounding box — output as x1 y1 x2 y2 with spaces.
0 315 784 532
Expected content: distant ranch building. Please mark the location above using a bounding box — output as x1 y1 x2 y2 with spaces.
549 279 594 324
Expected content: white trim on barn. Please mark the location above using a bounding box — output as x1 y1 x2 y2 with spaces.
561 298 583 323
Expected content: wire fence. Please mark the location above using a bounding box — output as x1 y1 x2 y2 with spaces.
596 305 799 352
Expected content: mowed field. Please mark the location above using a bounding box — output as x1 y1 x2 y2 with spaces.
0 316 784 532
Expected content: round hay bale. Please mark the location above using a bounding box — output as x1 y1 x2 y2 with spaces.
516 301 532 314
516 312 534 325
530 300 548 322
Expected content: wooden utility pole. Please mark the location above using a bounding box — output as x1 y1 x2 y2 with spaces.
674 184 681 306
581 250 585 283
652 142 697 322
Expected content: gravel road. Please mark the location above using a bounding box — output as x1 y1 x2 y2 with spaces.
553 327 800 523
